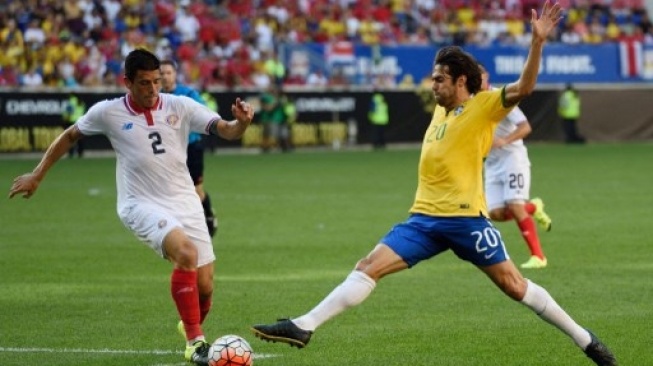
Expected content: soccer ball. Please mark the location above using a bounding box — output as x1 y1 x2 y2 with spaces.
208 334 254 366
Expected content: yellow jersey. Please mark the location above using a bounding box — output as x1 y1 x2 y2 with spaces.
410 88 513 217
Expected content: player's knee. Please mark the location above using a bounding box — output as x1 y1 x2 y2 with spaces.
173 241 198 270
354 257 371 272
489 209 505 221
507 204 526 217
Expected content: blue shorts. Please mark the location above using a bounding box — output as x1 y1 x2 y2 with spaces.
380 214 510 267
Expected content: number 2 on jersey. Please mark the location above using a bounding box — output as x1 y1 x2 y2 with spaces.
149 132 166 154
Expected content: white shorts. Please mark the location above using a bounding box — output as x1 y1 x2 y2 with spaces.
485 147 531 211
118 201 215 267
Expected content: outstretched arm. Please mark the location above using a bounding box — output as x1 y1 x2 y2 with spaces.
493 121 532 148
504 0 563 107
9 125 83 199
209 98 254 140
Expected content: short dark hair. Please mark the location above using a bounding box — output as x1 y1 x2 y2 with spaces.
435 46 482 94
160 59 178 70
124 49 160 81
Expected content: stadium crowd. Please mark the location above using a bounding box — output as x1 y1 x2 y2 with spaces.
0 0 651 89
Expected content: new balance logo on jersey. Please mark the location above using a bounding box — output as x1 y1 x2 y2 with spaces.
121 122 134 130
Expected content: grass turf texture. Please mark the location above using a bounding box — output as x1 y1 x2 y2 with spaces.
1 143 651 365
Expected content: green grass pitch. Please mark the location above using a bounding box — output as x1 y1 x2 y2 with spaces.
1 143 652 365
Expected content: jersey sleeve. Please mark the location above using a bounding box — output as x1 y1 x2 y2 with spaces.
180 95 222 135
75 100 108 136
504 106 527 126
478 88 514 123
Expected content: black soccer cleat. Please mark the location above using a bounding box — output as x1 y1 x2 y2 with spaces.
185 340 211 366
584 330 618 366
251 318 313 349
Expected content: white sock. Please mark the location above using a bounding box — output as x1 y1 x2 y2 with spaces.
187 335 206 347
293 271 376 331
521 279 591 349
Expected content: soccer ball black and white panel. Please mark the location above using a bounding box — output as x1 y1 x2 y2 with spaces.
208 334 254 366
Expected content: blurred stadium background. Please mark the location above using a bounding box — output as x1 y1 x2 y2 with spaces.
1 0 652 152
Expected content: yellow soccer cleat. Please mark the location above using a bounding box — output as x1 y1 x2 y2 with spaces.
177 320 186 340
520 256 548 269
531 197 552 232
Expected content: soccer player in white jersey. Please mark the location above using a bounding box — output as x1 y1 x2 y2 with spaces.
479 64 553 269
8 49 254 366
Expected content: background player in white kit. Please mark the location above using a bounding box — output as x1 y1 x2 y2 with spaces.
8 49 254 366
479 64 553 269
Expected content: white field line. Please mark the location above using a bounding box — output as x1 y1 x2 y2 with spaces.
0 347 277 359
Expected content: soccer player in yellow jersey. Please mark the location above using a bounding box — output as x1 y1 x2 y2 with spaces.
251 2 617 365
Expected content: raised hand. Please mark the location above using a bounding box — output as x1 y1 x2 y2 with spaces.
232 97 254 126
9 173 40 199
531 0 563 42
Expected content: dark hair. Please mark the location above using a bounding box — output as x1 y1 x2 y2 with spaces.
434 46 482 94
160 59 178 70
124 48 160 81
477 62 487 75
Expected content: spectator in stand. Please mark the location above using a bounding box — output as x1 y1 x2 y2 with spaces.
63 0 86 34
0 19 25 69
175 2 200 43
358 13 381 45
253 11 275 52
81 45 107 86
0 65 19 86
560 22 582 44
224 48 254 88
343 7 361 41
251 64 272 89
586 14 606 43
319 6 347 41
24 19 46 47
21 65 44 88
102 0 123 23
306 69 329 87
58 56 78 87
154 37 175 61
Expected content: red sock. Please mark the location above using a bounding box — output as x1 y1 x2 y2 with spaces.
517 217 544 259
171 269 203 341
200 297 212 324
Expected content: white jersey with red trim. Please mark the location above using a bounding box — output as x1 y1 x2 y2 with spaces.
76 93 221 214
486 103 527 162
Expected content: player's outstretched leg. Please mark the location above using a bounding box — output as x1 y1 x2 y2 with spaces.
519 280 617 365
184 340 211 365
531 197 552 232
251 318 313 349
252 270 376 348
584 330 618 366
